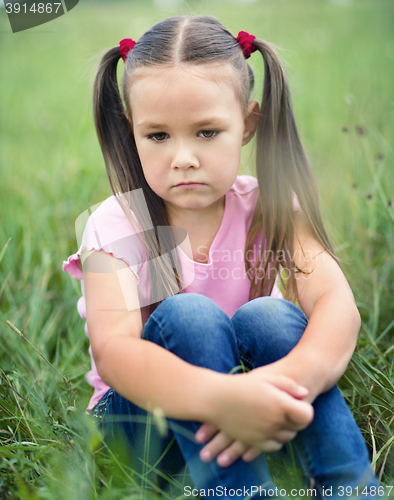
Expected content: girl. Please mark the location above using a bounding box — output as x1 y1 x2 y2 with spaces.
63 15 380 499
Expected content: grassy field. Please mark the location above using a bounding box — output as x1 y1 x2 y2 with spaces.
0 0 393 498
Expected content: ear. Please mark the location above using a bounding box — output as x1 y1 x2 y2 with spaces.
242 100 259 146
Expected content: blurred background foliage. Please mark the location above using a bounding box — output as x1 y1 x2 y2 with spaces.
0 0 393 498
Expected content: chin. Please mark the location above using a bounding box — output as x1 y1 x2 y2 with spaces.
181 202 208 211
180 198 212 210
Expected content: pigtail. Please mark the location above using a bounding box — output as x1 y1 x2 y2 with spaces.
92 46 184 318
245 39 338 303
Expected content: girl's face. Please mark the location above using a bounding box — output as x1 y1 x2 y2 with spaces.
128 64 257 223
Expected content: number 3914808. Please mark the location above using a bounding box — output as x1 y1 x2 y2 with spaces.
5 3 62 14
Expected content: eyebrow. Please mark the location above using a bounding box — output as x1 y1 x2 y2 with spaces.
136 117 229 130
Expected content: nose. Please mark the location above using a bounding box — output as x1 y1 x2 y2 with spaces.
170 140 200 170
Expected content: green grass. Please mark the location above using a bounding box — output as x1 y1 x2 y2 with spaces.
0 0 394 497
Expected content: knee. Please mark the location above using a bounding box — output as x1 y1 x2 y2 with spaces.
143 293 235 355
152 293 219 331
233 297 308 360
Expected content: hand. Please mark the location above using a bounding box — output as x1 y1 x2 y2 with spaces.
204 368 314 461
196 423 264 467
195 362 315 468
247 358 320 404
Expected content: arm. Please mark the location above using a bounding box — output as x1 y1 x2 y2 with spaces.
84 249 219 421
261 208 361 403
84 249 313 447
197 209 361 464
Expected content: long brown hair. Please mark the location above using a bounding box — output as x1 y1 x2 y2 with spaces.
245 38 338 301
92 15 338 317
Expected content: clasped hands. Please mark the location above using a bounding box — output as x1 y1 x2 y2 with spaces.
195 361 315 468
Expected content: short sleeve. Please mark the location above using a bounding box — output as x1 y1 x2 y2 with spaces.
62 194 147 284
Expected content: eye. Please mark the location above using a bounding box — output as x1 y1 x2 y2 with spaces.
148 132 169 142
198 130 218 139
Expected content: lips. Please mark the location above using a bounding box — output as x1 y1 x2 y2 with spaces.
174 182 205 187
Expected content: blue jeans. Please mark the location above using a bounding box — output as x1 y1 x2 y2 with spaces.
91 294 378 499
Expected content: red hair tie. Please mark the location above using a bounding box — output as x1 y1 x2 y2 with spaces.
119 38 136 62
236 31 257 59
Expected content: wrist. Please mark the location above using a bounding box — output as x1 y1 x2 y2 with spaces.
196 371 235 426
273 351 327 399
185 368 231 423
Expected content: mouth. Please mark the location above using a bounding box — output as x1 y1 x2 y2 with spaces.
173 182 205 188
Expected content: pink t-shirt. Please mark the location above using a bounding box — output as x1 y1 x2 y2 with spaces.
63 175 300 410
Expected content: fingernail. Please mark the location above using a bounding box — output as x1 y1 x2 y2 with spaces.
200 450 212 462
195 432 206 442
243 452 252 462
298 386 309 394
219 455 230 466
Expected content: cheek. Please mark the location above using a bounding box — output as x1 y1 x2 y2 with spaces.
135 141 161 171
140 167 165 198
137 149 168 192
219 134 243 163
140 161 162 184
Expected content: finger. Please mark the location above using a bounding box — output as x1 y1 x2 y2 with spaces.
242 446 262 463
200 432 233 463
260 440 284 453
267 374 309 400
217 440 248 468
271 429 297 444
195 423 219 444
285 399 314 428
